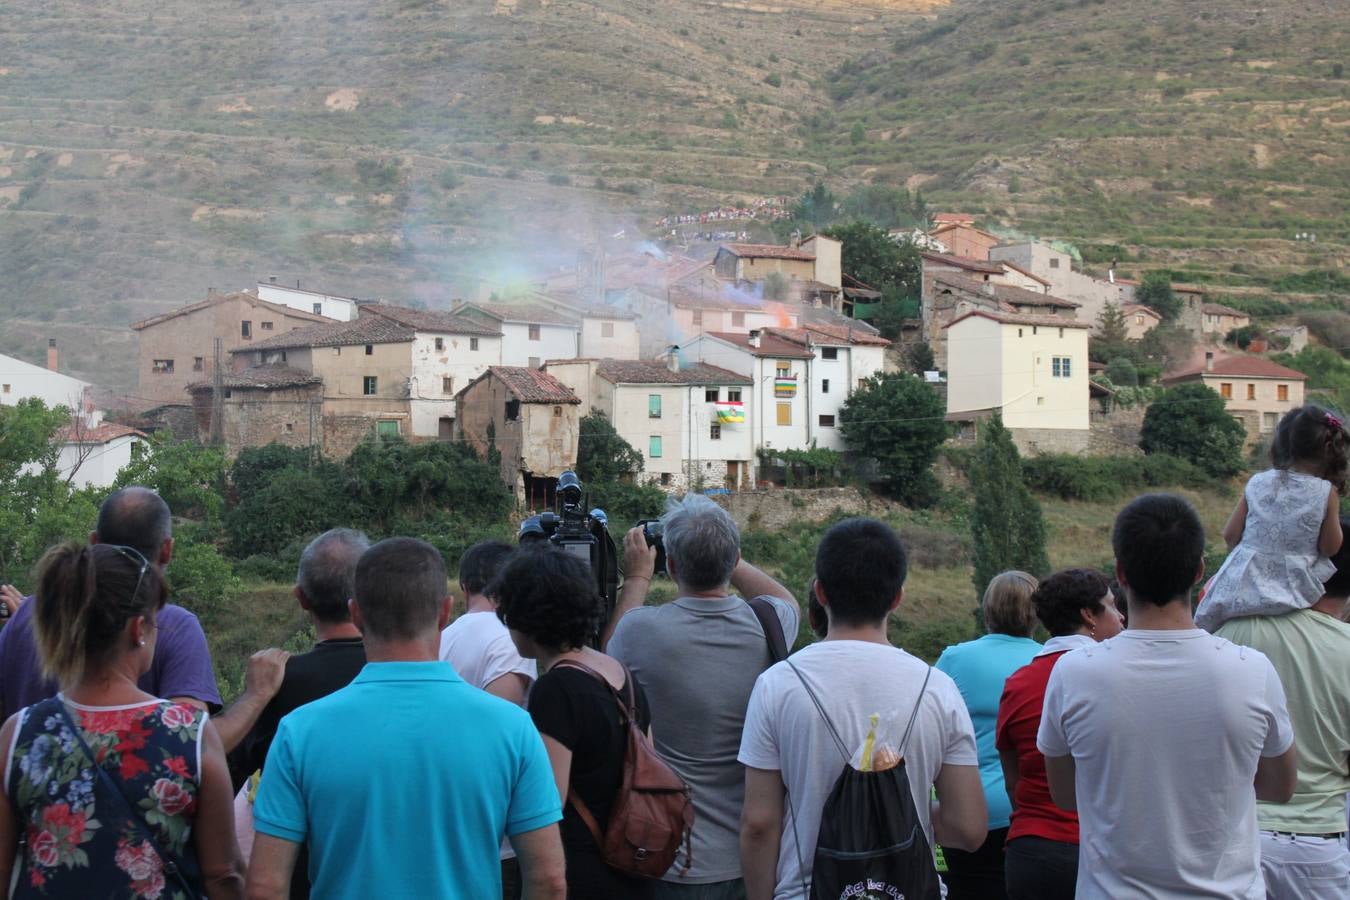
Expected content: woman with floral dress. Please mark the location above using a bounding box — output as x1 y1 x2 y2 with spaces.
0 542 243 899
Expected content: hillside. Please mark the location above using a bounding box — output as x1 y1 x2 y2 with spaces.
1 0 1347 392
820 0 1350 284
0 0 934 389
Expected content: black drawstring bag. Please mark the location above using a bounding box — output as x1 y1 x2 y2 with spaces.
787 662 941 900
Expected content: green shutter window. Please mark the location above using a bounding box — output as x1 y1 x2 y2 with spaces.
648 394 662 418
376 420 399 438
649 435 662 458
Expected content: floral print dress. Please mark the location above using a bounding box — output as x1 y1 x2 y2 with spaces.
6 696 207 899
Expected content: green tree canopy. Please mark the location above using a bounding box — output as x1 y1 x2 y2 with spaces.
576 411 644 485
1105 357 1139 387
839 372 948 507
1140 383 1247 477
1136 272 1181 321
821 220 922 301
791 182 839 230
969 414 1050 601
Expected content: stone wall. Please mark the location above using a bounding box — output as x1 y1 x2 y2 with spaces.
1009 427 1089 456
1087 404 1147 456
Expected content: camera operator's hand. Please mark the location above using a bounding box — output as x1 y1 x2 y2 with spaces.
623 526 658 582
0 584 22 617
244 648 291 702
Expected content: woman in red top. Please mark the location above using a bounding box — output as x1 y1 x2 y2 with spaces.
994 568 1124 900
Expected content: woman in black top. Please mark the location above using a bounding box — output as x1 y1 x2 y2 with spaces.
494 548 655 900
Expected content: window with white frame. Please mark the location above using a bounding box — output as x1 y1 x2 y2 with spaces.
1051 356 1071 378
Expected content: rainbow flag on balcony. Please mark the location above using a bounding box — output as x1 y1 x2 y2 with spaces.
774 375 797 398
715 402 745 424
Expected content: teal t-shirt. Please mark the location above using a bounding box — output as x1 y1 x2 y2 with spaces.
254 661 562 899
935 633 1042 829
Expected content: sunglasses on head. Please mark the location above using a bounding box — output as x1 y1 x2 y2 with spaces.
104 544 150 606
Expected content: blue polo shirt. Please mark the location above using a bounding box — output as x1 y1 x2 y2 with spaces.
254 661 561 899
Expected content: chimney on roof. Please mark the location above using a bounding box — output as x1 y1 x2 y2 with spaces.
748 329 762 349
269 275 277 284
46 339 57 372
981 282 996 297
1205 351 1215 372
207 287 215 297
666 345 680 374
789 230 801 249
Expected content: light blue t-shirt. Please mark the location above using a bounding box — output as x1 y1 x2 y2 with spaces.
935 633 1041 829
254 661 562 899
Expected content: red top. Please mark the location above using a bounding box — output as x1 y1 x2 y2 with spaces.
995 651 1080 844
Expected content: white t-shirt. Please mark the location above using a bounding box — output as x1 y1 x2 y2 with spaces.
738 641 978 900
438 611 537 695
1037 628 1294 899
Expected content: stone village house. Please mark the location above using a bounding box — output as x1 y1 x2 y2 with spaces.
453 367 581 506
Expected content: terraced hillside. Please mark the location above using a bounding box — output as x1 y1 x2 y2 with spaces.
0 0 936 388
0 0 1346 391
818 0 1350 283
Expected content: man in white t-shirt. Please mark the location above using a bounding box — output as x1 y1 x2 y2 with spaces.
738 517 988 900
440 540 537 705
1037 493 1299 899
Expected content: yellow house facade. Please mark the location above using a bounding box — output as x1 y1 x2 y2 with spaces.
945 309 1092 453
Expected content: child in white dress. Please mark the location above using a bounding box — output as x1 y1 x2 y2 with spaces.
1196 405 1348 631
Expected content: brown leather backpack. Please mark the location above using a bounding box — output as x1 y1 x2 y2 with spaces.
553 660 694 879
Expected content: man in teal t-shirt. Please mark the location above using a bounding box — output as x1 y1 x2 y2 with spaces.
249 538 565 900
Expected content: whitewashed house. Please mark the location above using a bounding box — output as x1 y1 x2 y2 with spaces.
55 422 147 489
683 331 814 456
546 355 755 491
359 305 505 440
256 281 361 321
762 325 890 451
0 343 93 416
454 301 581 369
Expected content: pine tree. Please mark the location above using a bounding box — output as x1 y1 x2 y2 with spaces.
969 414 1050 600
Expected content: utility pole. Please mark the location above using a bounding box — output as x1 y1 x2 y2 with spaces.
210 337 224 446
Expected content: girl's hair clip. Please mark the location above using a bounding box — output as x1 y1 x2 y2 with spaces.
1327 412 1344 431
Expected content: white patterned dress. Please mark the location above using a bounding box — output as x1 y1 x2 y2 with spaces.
1196 469 1336 631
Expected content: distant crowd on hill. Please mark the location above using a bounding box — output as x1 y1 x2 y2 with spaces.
0 404 1346 899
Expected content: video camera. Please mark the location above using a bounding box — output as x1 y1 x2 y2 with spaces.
518 471 619 640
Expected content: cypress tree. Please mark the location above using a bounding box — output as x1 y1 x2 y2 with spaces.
969 414 1050 601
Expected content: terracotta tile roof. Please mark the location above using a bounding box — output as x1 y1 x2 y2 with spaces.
130 290 332 331
456 301 581 327
362 304 502 336
932 212 976 225
767 324 891 347
1164 356 1306 382
703 331 815 359
56 422 146 444
596 360 751 386
485 366 581 404
721 243 816 262
187 366 323 392
933 274 1080 310
1202 303 1248 317
945 309 1091 330
1122 304 1161 318
239 317 414 352
920 252 1005 275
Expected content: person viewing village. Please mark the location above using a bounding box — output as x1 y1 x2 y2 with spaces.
0 467 1347 897
995 568 1124 899
934 570 1042 900
496 548 656 900
606 494 798 899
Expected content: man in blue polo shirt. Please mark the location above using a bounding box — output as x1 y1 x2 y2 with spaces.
247 538 566 900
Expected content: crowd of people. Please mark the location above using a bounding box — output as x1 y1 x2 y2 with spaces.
655 199 793 230
0 404 1345 899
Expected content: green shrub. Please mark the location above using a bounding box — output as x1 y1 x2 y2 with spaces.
1021 454 1215 502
